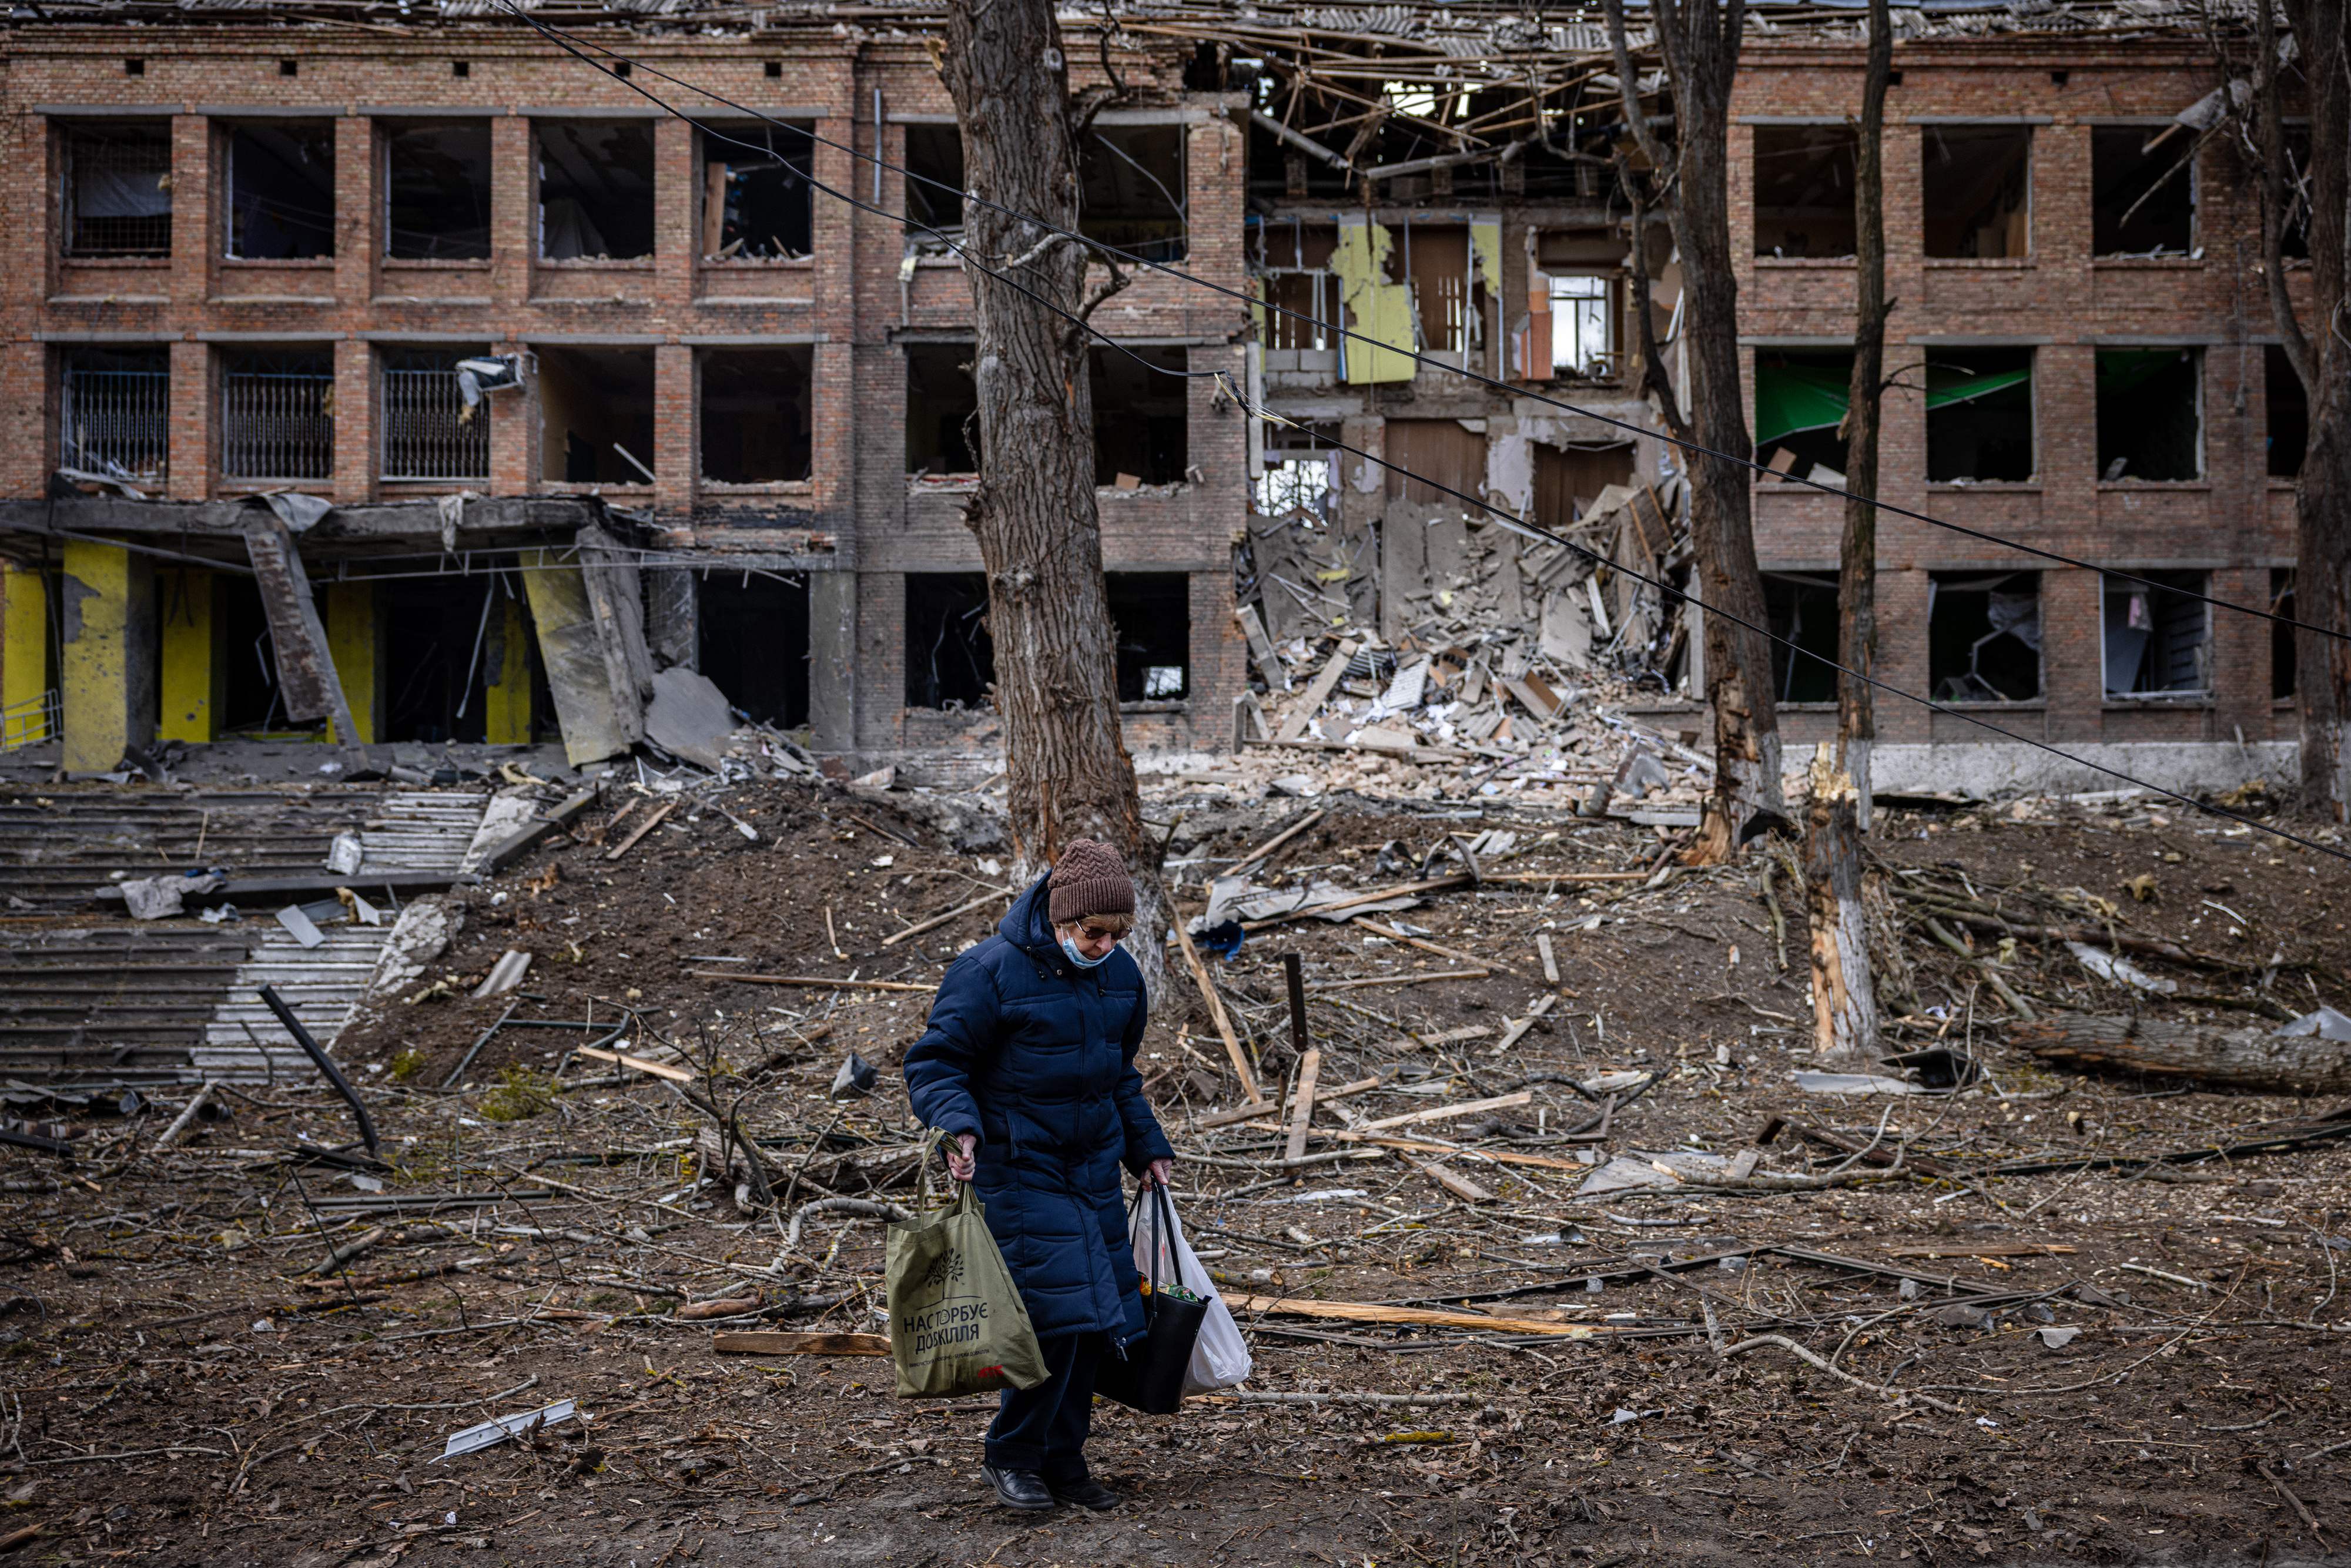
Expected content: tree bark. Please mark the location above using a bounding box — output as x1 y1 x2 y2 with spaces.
1605 0 1784 862
940 0 1166 989
2011 1011 2351 1095
1803 745 1878 1064
1836 0 1894 831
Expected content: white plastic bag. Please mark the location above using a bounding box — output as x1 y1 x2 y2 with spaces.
1131 1185 1252 1395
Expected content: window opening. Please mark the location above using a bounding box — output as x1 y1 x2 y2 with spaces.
903 126 964 246
381 348 490 481
2266 343 2308 478
2103 571 2208 696
702 122 813 259
1923 125 2030 258
226 124 334 260
905 344 979 475
2095 348 2201 482
1254 421 1338 522
385 121 492 260
1754 349 1856 484
216 573 281 733
62 123 173 258
904 572 993 709
1081 123 1186 262
1753 125 1856 258
1762 572 1838 703
701 347 812 483
1107 572 1190 701
223 350 334 480
381 577 508 743
2092 126 2195 256
699 570 809 727
2272 569 2296 699
58 347 169 484
1091 344 1187 485
1928 571 2041 702
1926 347 2035 483
536 346 656 485
1532 442 1636 531
535 120 655 261
1548 275 1617 377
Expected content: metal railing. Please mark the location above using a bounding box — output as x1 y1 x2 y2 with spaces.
223 364 334 480
59 361 169 482
2 691 60 752
381 361 488 481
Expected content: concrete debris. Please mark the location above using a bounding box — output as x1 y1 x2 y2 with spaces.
326 832 365 876
644 666 739 772
473 949 534 999
119 873 222 920
367 897 460 997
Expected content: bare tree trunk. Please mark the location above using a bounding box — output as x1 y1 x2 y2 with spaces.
1803 0 1893 1067
940 0 1166 992
1605 0 1784 862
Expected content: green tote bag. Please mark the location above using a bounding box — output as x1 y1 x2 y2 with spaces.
885 1180 1051 1399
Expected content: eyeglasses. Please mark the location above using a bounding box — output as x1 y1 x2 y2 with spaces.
1076 920 1131 941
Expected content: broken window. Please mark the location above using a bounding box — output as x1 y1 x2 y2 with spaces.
385 121 492 260
537 346 657 485
2272 568 2296 699
1081 123 1186 262
226 123 334 260
1091 344 1187 486
381 348 489 481
902 125 964 240
904 572 993 709
701 347 812 483
1928 571 2042 702
699 569 809 727
2095 348 2201 482
1754 350 1855 484
537 121 655 261
1762 572 1839 703
1254 421 1338 522
2278 128 2313 260
1923 125 2030 259
2102 571 2208 696
1257 222 1338 373
1753 125 1856 258
381 577 511 743
222 350 334 480
58 346 169 483
1546 275 1617 378
1927 348 2035 483
2092 126 2194 257
701 122 813 260
1395 226 1485 360
61 122 173 257
2266 343 2308 479
904 344 979 476
1107 573 1190 701
1531 442 1636 531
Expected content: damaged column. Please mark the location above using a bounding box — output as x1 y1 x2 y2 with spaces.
58 539 155 773
240 516 362 749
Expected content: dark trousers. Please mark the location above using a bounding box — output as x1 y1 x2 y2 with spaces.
985 1332 1102 1481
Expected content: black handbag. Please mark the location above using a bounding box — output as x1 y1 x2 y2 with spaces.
1094 1182 1208 1416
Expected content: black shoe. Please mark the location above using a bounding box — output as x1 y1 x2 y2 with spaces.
981 1465 1056 1512
1047 1476 1121 1512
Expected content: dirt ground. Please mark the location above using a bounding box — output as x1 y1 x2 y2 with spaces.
4 773 2348 1567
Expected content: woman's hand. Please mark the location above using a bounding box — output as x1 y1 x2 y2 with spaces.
946 1133 977 1182
1146 1158 1174 1190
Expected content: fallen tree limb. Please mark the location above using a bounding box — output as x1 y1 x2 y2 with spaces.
1718 1334 1967 1415
2010 1011 2351 1094
713 1331 890 1356
1230 1292 1612 1338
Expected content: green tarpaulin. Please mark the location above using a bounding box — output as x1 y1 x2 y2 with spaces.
1754 359 2033 448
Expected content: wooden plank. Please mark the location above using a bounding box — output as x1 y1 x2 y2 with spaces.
1488 994 1557 1055
1353 917 1515 976
1228 808 1325 875
604 800 677 862
1229 1294 1605 1338
1234 603 1290 691
1173 917 1262 1104
881 887 1012 948
1274 638 1358 742
575 1045 698 1084
1412 1158 1495 1204
1357 1090 1533 1133
1284 1047 1322 1163
712 1331 891 1356
1536 933 1559 983
1192 1073 1381 1131
688 971 936 993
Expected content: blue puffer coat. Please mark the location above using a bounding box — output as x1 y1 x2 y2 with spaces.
902 873 1174 1343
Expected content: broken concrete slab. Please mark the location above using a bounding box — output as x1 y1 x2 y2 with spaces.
241 520 361 745
644 666 738 772
521 547 638 766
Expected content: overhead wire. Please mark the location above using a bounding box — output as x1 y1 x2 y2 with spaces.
483 1 2351 867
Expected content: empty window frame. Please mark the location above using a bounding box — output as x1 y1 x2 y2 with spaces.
61 122 173 258
1754 349 1855 484
701 122 813 260
384 121 493 260
2095 348 2202 482
2266 343 2308 479
904 572 993 709
1106 572 1190 701
1753 125 1856 258
1091 344 1187 486
2102 570 2209 696
225 124 334 260
2092 126 2195 256
537 120 655 260
905 344 979 475
1081 123 1186 262
381 349 490 481
2277 127 2313 260
701 347 812 483
1401 227 1476 360
536 346 657 485
1762 572 1838 703
2271 568 2296 699
1255 421 1338 522
1928 571 2042 702
1927 348 2035 483
58 346 169 483
222 350 334 480
699 569 810 728
1548 275 1617 377
1923 125 2030 259
902 125 964 238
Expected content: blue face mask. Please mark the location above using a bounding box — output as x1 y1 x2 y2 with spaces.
1060 936 1113 970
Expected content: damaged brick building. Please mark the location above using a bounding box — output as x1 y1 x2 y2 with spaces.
0 0 2316 793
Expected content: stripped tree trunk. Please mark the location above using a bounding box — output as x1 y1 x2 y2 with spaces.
1803 745 1877 1063
940 0 1166 993
2011 1012 2351 1095
1836 0 1893 832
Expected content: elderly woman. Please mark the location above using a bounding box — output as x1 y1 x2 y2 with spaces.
903 837 1174 1513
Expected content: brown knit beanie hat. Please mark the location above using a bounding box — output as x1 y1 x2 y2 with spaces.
1048 838 1136 924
